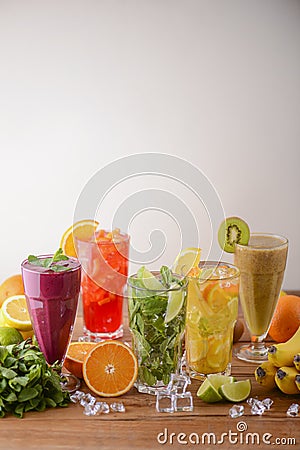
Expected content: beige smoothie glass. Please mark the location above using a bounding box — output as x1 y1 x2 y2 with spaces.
234 233 288 363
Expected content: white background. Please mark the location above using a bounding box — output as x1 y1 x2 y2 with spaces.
0 0 299 288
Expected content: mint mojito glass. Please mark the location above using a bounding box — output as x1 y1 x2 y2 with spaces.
127 267 187 395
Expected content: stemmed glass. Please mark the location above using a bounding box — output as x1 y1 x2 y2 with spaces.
234 233 288 363
21 254 81 391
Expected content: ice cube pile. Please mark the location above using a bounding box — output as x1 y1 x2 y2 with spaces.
70 391 126 416
156 373 193 413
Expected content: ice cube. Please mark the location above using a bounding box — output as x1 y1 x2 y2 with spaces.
80 393 96 407
70 390 86 403
287 403 299 417
167 373 191 394
229 404 244 418
251 400 265 416
156 391 175 413
110 402 126 413
262 398 273 410
174 392 193 412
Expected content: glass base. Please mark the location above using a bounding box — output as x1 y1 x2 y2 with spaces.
234 343 269 363
81 325 123 341
187 363 231 381
60 373 81 393
135 380 168 395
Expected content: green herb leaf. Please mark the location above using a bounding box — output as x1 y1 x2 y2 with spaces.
27 249 71 272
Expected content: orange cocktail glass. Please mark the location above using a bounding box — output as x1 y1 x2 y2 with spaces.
76 229 129 340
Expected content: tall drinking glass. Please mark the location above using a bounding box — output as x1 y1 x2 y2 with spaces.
76 230 129 340
185 262 240 380
127 271 187 395
234 233 288 363
21 255 81 391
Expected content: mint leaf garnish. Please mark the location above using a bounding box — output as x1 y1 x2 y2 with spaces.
27 249 71 272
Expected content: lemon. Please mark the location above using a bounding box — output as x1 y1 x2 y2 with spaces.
1 295 32 331
0 326 23 345
172 247 201 276
164 289 186 323
219 379 251 402
60 219 99 257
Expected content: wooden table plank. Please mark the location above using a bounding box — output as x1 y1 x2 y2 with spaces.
0 292 299 450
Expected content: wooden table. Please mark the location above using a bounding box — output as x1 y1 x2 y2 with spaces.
1 295 299 450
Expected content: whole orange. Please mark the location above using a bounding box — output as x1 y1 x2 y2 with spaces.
268 295 300 343
0 275 24 307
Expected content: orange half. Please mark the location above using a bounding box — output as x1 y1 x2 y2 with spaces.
83 340 138 397
64 341 98 378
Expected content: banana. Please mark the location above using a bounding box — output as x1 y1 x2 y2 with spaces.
254 361 277 389
294 353 300 371
268 326 300 367
296 374 300 392
275 366 299 395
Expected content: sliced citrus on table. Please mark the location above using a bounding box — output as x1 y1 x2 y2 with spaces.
60 219 99 257
1 295 32 331
172 247 201 276
219 379 251 402
83 340 138 397
0 274 24 307
64 342 98 378
197 378 223 403
197 375 236 403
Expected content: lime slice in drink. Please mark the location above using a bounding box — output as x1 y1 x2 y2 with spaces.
197 378 223 403
172 247 201 276
164 289 185 323
137 267 165 291
219 379 251 402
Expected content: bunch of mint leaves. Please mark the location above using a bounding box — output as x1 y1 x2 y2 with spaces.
128 266 186 386
28 248 71 272
0 339 70 418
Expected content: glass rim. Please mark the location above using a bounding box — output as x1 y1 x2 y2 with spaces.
235 233 288 250
75 231 130 245
21 254 81 274
128 270 188 292
188 261 240 281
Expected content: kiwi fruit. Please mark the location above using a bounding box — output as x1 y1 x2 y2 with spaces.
218 216 250 253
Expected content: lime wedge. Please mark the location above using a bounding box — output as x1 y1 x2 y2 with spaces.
164 289 185 323
137 267 165 291
172 248 201 276
219 379 251 402
207 374 236 390
197 378 223 403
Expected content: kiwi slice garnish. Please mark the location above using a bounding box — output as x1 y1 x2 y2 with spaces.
218 217 250 253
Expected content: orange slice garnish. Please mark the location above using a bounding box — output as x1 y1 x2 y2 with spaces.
60 220 99 257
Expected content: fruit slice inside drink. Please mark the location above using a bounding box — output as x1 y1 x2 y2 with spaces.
186 262 239 379
77 229 129 340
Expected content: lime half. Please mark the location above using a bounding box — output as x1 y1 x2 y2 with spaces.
197 378 223 403
137 267 165 291
219 379 251 402
164 289 185 323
